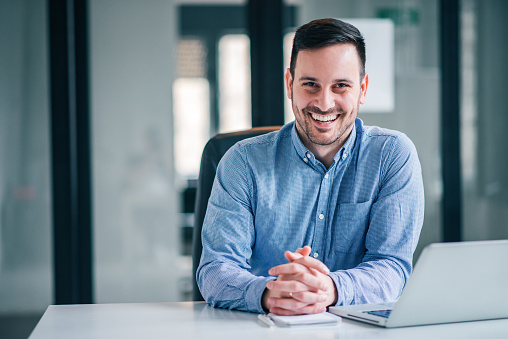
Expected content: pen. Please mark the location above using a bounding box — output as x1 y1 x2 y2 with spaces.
258 314 275 328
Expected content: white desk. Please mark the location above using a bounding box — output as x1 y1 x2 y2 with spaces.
29 301 508 339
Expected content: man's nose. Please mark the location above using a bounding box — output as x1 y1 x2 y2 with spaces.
314 89 335 112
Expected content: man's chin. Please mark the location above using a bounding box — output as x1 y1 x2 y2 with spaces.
308 135 339 147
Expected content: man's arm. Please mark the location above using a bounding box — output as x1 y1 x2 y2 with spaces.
197 144 273 313
329 133 424 305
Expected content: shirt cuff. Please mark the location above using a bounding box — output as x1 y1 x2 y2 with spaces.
245 276 277 313
329 271 354 306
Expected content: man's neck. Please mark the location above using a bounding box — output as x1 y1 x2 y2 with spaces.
296 125 354 169
307 143 341 169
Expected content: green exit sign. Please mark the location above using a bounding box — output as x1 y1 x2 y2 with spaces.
377 8 419 26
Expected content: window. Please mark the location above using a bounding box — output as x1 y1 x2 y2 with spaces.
218 34 251 133
173 38 210 179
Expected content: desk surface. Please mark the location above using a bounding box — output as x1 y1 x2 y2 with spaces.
29 301 508 339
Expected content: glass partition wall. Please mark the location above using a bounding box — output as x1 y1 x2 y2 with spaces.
90 0 182 303
461 0 508 241
0 0 52 337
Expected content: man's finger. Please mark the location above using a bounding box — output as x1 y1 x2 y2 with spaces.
269 258 329 277
268 262 308 276
296 246 312 256
269 262 326 287
285 246 311 262
289 256 330 275
267 296 308 310
285 251 303 262
291 290 328 304
267 278 323 293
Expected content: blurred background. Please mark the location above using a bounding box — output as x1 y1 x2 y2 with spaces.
1 0 507 337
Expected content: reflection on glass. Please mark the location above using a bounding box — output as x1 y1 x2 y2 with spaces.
0 0 52 316
173 78 211 178
284 32 295 124
218 34 251 133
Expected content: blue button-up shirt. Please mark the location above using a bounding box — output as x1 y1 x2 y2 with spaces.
197 118 424 313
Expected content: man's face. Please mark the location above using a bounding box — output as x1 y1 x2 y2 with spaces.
286 43 368 151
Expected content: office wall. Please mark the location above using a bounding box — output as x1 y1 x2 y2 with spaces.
297 0 442 257
89 0 183 303
0 0 52 313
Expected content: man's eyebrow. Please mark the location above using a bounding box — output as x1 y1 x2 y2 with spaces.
298 76 318 82
333 78 354 83
298 76 355 83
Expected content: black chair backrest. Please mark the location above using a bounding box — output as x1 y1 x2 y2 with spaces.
192 126 281 301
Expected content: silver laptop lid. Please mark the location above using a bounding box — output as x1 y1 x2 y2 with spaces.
387 239 508 327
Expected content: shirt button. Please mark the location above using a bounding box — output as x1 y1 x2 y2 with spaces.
342 153 348 160
318 213 324 220
306 153 311 159
303 157 308 163
313 252 319 258
324 173 329 179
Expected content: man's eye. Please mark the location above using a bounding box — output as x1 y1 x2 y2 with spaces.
335 83 348 88
303 82 317 87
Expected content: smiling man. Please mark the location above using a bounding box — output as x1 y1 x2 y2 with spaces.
197 18 424 315
288 42 367 169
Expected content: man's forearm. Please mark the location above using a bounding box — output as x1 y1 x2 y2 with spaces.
198 260 275 313
329 257 409 306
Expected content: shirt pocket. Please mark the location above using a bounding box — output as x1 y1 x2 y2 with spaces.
333 200 372 255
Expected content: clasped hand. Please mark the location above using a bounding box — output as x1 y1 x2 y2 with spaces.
262 246 337 315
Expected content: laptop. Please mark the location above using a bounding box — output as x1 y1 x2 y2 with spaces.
328 239 508 327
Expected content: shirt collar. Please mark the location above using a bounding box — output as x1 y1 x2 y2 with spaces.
333 119 357 162
291 119 359 166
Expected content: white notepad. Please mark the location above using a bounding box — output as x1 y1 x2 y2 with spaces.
263 312 341 327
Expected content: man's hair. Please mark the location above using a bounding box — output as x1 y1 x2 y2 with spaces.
289 18 366 80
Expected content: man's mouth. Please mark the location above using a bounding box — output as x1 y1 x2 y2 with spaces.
311 113 339 122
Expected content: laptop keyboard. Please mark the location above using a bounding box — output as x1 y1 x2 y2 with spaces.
364 309 392 318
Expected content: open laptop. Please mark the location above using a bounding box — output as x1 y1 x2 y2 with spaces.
328 239 508 327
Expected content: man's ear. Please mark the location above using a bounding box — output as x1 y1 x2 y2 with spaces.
359 73 369 105
285 68 293 100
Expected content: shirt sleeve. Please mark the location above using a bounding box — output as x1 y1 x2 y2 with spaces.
197 143 274 313
329 133 425 306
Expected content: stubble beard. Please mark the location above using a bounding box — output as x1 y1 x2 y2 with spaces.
292 98 357 148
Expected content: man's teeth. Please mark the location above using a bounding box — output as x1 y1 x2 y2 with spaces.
311 113 338 122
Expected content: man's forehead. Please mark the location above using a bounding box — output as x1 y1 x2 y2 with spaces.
293 44 362 80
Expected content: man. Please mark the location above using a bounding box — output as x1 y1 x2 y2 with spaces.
197 18 424 315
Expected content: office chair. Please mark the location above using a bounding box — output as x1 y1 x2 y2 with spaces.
192 126 281 301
